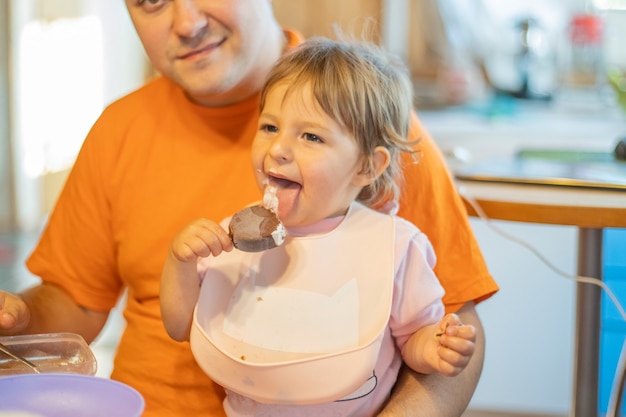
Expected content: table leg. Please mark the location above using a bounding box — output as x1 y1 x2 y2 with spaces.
571 227 603 417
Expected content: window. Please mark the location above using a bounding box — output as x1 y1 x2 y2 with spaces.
18 15 103 177
594 0 626 10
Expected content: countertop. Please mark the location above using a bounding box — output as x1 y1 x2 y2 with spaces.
417 97 626 171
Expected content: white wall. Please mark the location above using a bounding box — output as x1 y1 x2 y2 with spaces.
470 221 577 414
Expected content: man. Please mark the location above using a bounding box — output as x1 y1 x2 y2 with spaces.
0 1 497 415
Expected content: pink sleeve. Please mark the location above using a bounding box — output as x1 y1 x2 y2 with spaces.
389 218 445 349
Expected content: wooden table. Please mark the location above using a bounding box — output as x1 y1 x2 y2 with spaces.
457 180 626 417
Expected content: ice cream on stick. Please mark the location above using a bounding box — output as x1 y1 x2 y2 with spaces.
229 186 286 252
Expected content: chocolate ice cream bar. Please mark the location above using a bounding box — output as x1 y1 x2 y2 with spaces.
229 205 286 252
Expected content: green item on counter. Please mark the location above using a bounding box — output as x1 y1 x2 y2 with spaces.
516 149 616 163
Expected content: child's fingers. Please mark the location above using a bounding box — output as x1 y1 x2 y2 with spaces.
440 332 476 357
435 313 464 336
434 315 478 376
437 346 471 376
171 220 233 261
443 313 462 327
196 232 233 258
438 324 476 359
445 323 477 342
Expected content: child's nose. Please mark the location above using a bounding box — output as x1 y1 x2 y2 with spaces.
268 135 292 162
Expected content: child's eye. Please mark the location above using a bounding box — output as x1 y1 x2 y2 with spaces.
260 124 278 134
303 132 323 143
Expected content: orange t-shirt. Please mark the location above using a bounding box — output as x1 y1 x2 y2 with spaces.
26 31 497 417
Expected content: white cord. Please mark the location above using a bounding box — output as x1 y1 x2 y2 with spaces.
460 189 626 323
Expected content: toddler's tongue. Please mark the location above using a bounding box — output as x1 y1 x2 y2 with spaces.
276 182 300 219
264 179 300 220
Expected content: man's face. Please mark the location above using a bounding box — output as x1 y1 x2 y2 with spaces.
125 0 285 106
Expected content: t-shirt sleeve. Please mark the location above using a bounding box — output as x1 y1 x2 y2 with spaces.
25 108 124 312
389 219 445 349
397 112 498 313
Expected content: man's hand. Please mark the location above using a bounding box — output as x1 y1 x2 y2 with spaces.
0 284 108 343
0 291 30 334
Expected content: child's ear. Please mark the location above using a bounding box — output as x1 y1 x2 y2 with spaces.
371 146 391 179
354 146 390 186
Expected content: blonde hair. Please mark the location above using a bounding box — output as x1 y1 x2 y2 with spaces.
259 36 418 210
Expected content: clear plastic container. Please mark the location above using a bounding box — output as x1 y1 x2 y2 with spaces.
0 333 97 376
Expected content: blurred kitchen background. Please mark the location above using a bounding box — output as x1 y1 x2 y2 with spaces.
1 1 626 416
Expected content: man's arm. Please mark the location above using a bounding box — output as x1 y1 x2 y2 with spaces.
0 283 109 343
378 302 485 416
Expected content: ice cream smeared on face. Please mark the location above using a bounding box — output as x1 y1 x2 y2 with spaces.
262 184 285 247
263 184 279 213
266 176 301 220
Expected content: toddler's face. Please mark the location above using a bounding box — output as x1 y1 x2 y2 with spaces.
251 82 371 227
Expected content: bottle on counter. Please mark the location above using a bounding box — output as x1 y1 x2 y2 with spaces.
563 13 604 88
557 4 608 110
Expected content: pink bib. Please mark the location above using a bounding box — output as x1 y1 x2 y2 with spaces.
190 202 395 404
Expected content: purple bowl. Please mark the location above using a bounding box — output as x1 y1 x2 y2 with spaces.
0 373 145 417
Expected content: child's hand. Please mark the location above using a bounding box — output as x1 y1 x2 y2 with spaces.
434 313 476 376
170 218 234 263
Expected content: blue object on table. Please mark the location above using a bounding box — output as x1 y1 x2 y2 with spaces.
0 373 145 417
